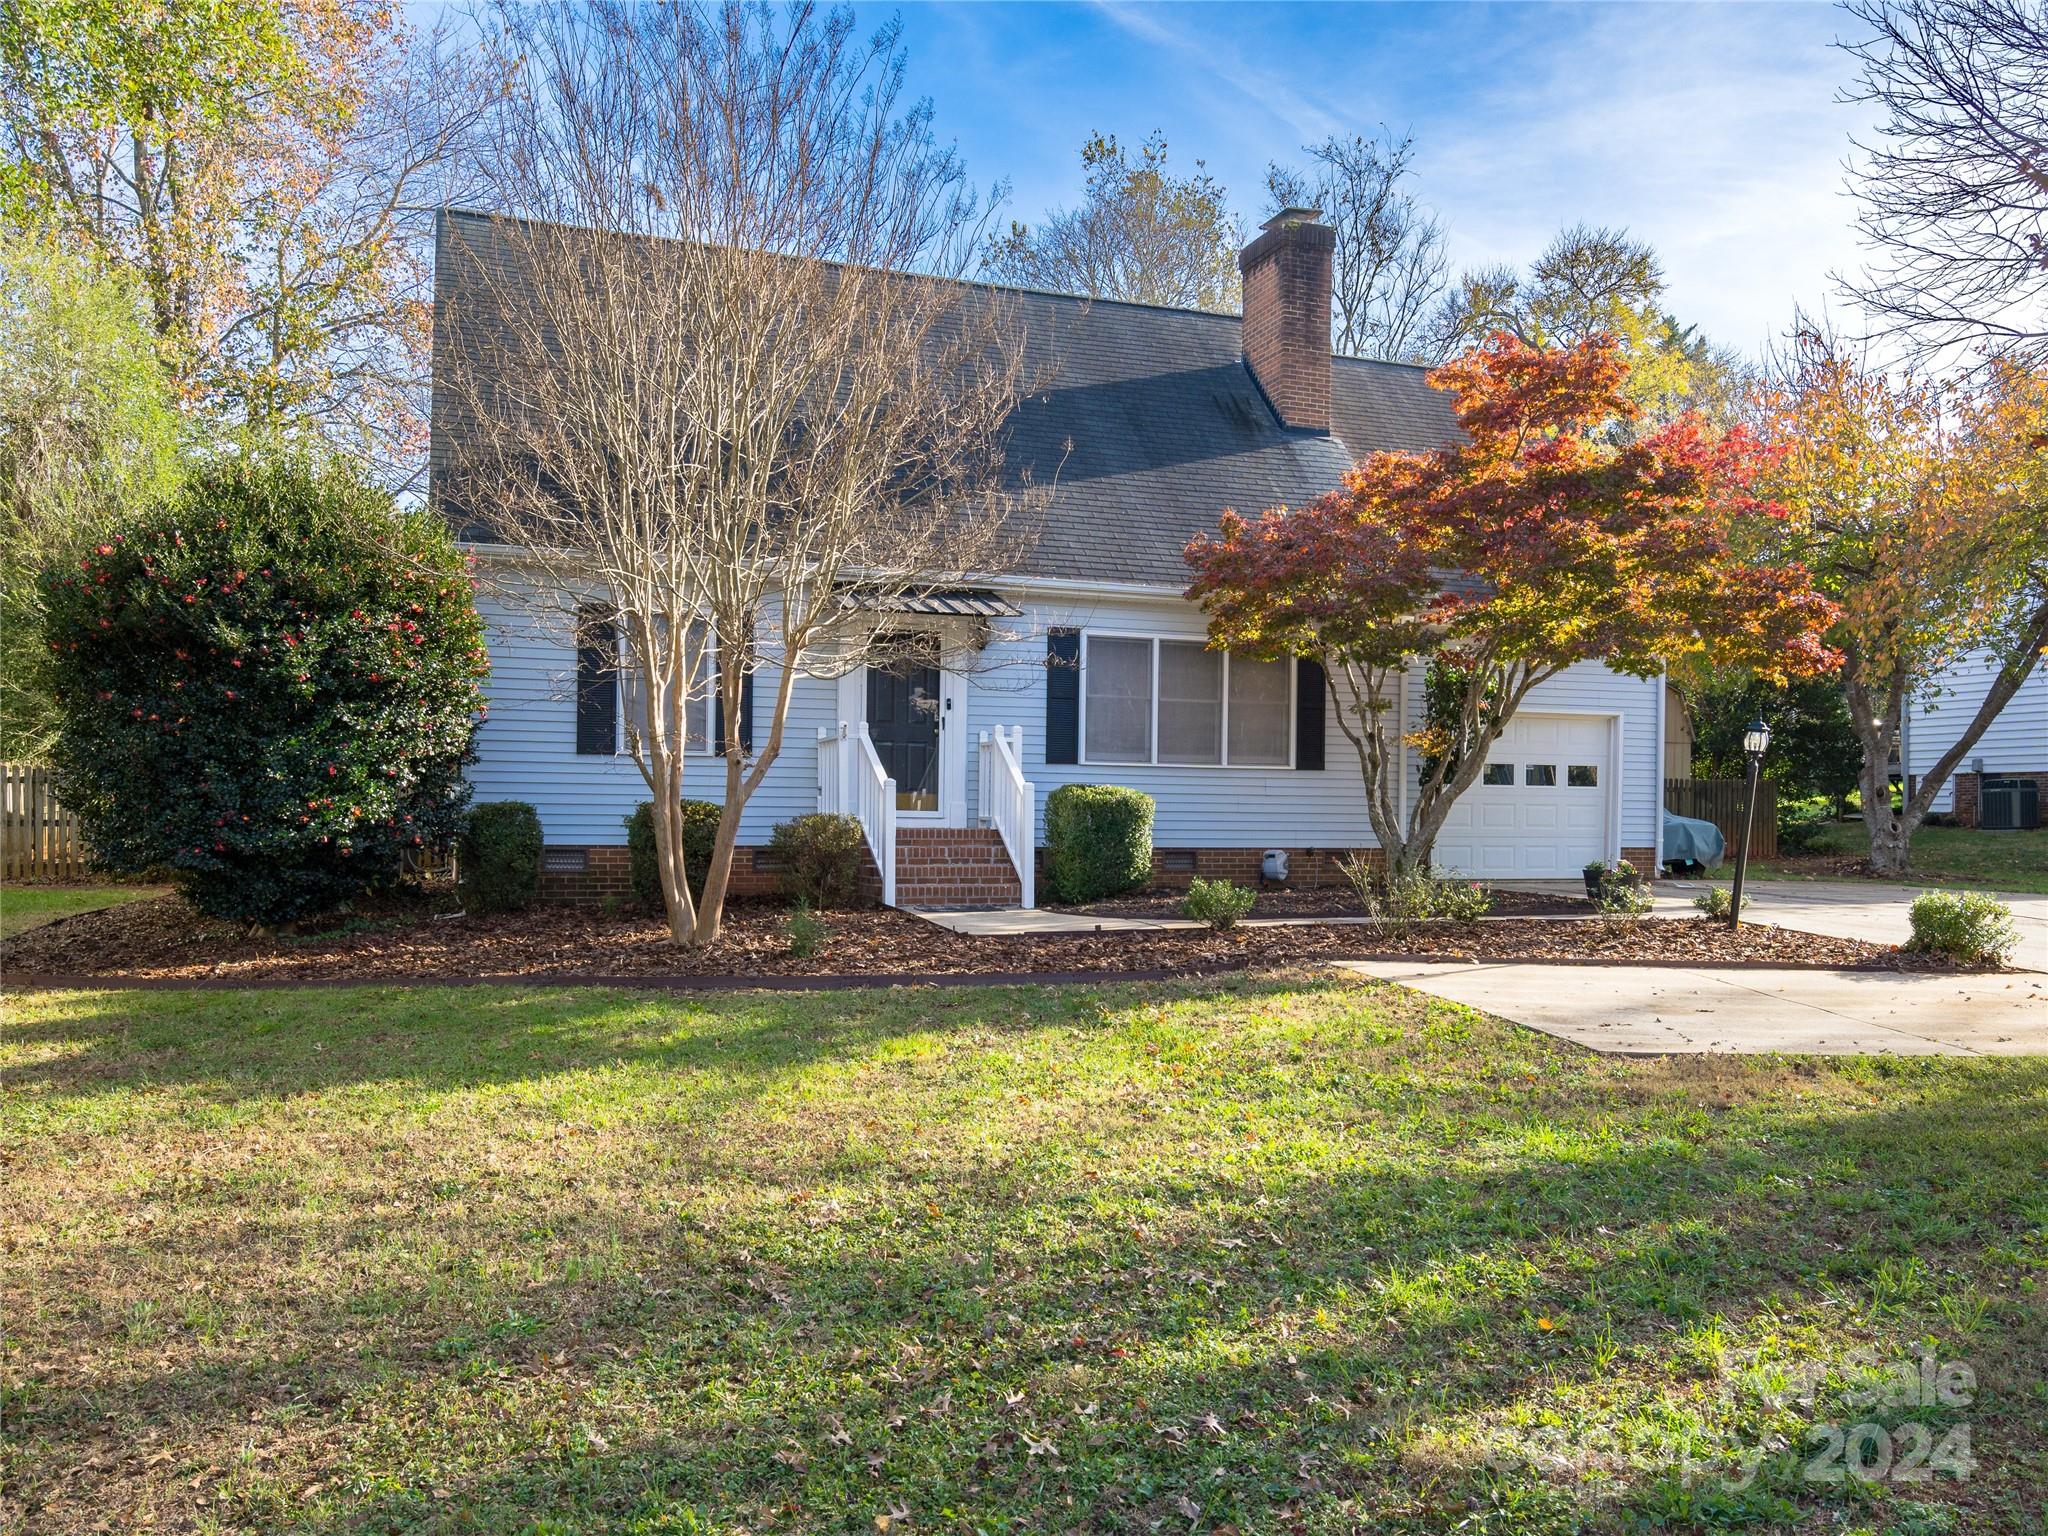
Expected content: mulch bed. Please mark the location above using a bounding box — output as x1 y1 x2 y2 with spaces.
2 890 1988 987
1058 886 1586 920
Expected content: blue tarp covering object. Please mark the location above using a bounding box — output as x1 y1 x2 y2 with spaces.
1662 809 1727 870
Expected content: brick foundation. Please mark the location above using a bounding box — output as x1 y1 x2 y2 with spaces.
537 844 788 906
1950 771 2047 829
540 839 1661 906
1136 846 1367 890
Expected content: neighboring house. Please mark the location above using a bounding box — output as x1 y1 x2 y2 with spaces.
432 207 1669 907
1900 653 2047 827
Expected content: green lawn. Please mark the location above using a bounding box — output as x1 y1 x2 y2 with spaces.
1746 823 2048 895
4 975 2045 1534
0 882 167 939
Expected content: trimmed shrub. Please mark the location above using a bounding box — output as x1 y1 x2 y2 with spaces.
38 454 487 923
1906 890 2019 965
1182 876 1255 930
768 812 866 908
1045 784 1153 903
459 801 542 914
1692 885 1750 920
626 799 723 909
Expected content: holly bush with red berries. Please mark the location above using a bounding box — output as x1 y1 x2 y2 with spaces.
39 455 490 923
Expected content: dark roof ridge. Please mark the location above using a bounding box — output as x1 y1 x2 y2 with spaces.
436 204 1439 374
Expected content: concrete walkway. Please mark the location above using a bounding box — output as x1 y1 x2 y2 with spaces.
1339 959 2048 1056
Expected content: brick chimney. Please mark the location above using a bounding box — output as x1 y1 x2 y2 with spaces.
1239 207 1334 432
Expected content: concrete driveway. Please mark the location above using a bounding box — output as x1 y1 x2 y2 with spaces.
1660 879 2048 971
1497 878 2048 973
1340 960 2048 1056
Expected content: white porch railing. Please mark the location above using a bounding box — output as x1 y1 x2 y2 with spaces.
817 723 896 907
978 725 1035 909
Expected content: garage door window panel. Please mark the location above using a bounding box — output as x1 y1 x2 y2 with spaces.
1568 764 1598 787
1524 764 1558 787
1482 762 1515 786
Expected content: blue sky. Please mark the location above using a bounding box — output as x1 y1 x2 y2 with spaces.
889 1 1882 357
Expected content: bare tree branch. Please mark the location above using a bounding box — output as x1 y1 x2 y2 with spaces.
1838 0 2048 365
440 1 1040 946
1265 129 1448 362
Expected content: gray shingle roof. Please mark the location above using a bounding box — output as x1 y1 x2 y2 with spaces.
431 207 1457 589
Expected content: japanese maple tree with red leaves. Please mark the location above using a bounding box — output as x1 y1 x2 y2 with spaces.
1186 333 1840 876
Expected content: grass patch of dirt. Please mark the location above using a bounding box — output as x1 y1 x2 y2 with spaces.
1750 823 2048 895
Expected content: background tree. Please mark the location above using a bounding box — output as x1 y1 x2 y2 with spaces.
1187 334 1839 875
0 234 184 762
1754 324 2048 872
1425 224 1745 424
1687 672 1861 812
1839 0 2048 365
443 0 1036 948
1264 129 1448 361
982 130 1240 312
39 454 487 924
1 0 495 475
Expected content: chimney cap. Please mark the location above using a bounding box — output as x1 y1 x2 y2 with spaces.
1261 206 1324 231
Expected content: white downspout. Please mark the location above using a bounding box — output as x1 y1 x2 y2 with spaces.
1653 667 1667 873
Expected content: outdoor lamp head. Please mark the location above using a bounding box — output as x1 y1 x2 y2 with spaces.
1743 718 1771 758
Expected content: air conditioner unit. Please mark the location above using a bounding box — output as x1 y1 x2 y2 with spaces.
1980 778 2040 832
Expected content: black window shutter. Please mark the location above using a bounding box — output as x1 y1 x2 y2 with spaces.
575 605 618 755
1294 656 1325 770
1046 628 1081 764
713 662 755 757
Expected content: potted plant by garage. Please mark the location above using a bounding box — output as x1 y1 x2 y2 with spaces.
1582 859 1609 899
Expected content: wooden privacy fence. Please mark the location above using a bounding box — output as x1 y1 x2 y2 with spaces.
2 762 89 882
1664 777 1777 861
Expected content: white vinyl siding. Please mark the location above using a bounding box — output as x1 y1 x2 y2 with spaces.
1903 653 2048 812
467 578 829 844
469 570 1667 859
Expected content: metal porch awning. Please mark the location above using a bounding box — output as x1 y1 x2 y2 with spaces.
837 587 1023 619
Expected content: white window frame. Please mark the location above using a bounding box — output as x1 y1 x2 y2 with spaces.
1077 629 1295 770
615 621 717 758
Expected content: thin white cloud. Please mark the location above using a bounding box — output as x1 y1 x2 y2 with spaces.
1048 1 1879 351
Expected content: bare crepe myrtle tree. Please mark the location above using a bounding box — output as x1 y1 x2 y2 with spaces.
439 2 1034 946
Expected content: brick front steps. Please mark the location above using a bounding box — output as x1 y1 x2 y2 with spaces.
895 826 1022 909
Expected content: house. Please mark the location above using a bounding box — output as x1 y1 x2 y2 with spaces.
432 207 1669 907
1900 653 2046 828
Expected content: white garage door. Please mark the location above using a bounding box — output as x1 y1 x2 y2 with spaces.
1434 713 1613 879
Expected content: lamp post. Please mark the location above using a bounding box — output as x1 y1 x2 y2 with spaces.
1727 716 1771 928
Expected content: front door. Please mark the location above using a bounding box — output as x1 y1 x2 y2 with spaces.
866 634 942 814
